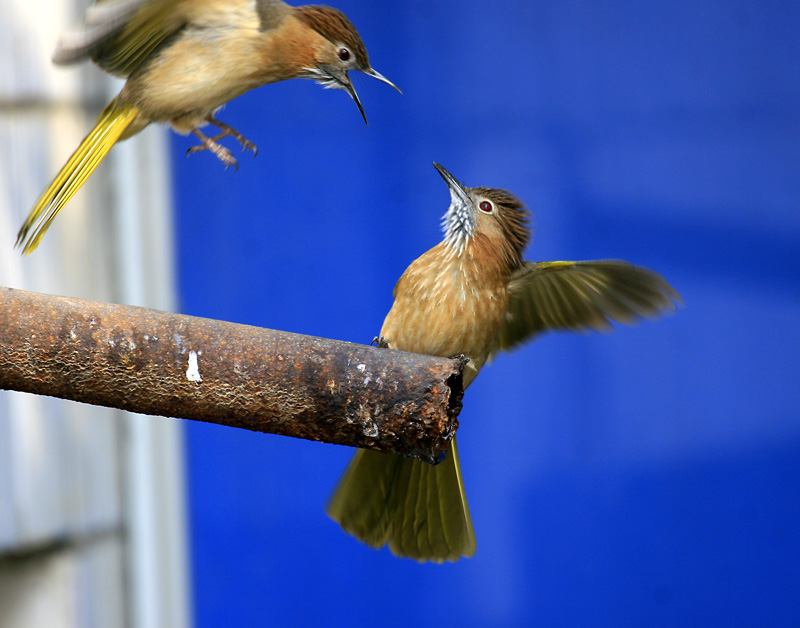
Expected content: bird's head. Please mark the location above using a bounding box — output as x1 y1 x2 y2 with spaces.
433 162 530 269
295 5 400 124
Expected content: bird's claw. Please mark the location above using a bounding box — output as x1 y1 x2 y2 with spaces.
371 336 390 348
240 139 258 156
206 117 258 157
187 141 239 170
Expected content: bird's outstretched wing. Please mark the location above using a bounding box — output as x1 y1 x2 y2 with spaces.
53 0 183 76
493 260 681 354
52 0 288 77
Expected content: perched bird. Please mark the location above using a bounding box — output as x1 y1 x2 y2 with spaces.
17 0 400 254
328 163 681 562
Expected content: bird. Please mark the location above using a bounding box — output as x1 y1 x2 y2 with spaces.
16 0 400 254
327 162 681 563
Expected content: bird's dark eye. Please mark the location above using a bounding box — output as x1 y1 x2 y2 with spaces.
338 48 351 61
479 201 493 213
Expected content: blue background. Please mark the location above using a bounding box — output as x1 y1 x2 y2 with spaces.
172 1 800 626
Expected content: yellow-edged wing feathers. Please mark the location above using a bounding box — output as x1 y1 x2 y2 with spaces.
494 260 681 353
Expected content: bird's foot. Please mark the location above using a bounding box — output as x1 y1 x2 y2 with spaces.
207 117 258 156
188 129 239 170
228 133 258 156
371 336 390 348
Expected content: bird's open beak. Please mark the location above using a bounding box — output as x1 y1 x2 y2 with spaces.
346 68 401 125
364 68 402 94
307 64 399 125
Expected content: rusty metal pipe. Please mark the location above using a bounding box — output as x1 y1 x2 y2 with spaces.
0 287 465 465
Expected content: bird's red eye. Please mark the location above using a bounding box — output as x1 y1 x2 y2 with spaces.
338 48 351 61
479 201 493 213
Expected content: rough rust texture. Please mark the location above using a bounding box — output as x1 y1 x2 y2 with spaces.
0 287 465 464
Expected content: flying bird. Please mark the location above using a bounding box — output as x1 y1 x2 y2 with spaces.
17 0 399 253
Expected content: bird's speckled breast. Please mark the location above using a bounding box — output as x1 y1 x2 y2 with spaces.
379 240 510 388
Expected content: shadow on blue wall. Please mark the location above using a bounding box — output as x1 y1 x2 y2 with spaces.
173 1 800 626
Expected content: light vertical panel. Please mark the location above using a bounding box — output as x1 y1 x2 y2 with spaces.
0 1 188 626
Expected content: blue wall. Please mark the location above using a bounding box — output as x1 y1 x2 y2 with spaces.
173 1 800 626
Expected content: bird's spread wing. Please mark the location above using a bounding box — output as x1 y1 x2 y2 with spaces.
53 0 287 77
53 0 181 75
493 260 681 354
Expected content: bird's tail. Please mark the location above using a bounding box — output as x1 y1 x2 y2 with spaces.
16 99 139 254
327 436 475 563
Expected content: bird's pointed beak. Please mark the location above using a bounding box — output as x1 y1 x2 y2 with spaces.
433 162 471 206
433 162 476 248
363 67 402 94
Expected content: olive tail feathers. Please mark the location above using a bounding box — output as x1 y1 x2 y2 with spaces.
327 436 475 562
16 100 139 254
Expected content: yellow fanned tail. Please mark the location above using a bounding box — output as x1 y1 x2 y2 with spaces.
16 100 139 254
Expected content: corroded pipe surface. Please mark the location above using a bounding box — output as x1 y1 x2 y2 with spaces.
0 287 465 464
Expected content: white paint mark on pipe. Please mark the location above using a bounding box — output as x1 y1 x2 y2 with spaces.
186 351 202 382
